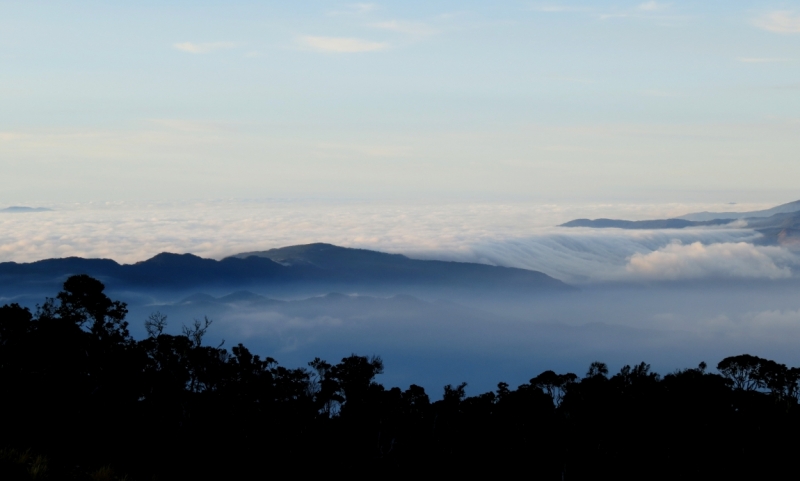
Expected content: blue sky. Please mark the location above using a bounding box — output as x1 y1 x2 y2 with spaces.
1 1 799 203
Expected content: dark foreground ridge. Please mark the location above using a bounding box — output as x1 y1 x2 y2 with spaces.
0 242 570 293
2 276 800 480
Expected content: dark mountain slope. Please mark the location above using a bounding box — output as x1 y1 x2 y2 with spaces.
677 199 800 221
560 207 800 248
0 206 53 213
0 244 570 293
0 257 123 286
0 253 294 289
231 243 568 290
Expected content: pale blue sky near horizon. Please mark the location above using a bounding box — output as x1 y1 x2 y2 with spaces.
1 1 799 204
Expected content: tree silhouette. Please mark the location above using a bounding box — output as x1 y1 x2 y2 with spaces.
3 275 800 479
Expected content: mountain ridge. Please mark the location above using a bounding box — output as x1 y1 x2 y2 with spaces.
676 199 800 221
0 243 570 293
560 200 800 247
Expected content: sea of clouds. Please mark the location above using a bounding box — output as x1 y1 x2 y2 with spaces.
1 199 797 284
4 198 800 391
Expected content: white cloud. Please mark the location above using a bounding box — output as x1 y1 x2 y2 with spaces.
299 36 388 53
738 57 790 63
637 1 668 12
370 21 439 37
173 42 238 54
754 11 800 34
0 199 770 278
350 3 376 13
531 5 591 13
598 2 680 21
328 3 377 16
626 241 793 280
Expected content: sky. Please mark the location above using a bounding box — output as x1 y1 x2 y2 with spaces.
4 2 800 387
2 1 800 204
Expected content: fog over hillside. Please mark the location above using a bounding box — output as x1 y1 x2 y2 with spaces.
3 199 800 395
93 279 799 394
1 199 795 283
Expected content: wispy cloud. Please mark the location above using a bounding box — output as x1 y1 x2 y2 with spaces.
299 36 388 53
328 3 377 16
173 42 238 54
370 20 439 37
531 4 591 13
738 57 790 63
755 11 800 34
350 3 376 13
637 1 669 12
598 1 678 21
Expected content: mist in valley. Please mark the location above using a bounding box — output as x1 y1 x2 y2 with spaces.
87 277 800 396
4 201 800 396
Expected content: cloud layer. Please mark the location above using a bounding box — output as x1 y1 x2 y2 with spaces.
627 241 792 280
1 200 796 284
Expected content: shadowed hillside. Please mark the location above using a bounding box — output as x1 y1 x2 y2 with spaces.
0 243 570 294
560 200 800 247
2 276 800 480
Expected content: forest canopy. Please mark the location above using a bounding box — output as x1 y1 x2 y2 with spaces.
2 275 800 480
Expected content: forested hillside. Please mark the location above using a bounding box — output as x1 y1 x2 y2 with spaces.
2 276 799 480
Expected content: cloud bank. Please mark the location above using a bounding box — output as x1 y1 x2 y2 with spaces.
1 200 796 284
627 241 793 280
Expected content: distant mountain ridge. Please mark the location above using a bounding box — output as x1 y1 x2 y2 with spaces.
677 200 800 221
0 243 570 293
560 199 800 247
0 206 52 213
560 218 732 229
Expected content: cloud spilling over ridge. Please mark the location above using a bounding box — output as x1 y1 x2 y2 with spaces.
415 228 772 283
626 242 793 280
